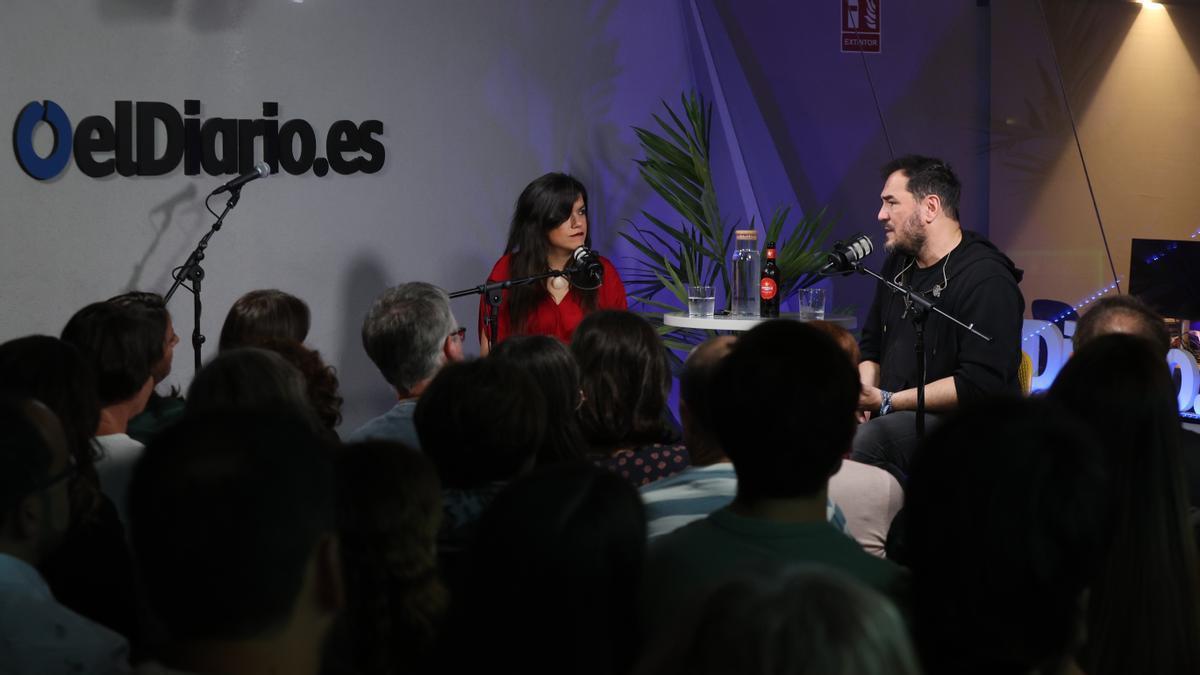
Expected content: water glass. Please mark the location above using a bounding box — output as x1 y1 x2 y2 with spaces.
688 285 716 317
799 287 826 320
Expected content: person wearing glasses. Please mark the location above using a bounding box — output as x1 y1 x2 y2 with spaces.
479 172 627 356
0 397 131 674
349 282 466 448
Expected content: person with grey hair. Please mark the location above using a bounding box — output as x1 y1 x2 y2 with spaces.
349 282 465 448
635 566 920 675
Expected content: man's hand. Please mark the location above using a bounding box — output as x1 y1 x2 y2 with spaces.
859 384 884 413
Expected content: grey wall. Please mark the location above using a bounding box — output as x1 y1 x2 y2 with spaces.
0 0 694 431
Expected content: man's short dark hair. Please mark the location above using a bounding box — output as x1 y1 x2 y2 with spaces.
709 321 860 500
414 358 545 490
61 302 160 406
128 412 335 641
362 283 456 391
107 291 169 351
0 397 54 528
1073 294 1170 359
880 155 961 221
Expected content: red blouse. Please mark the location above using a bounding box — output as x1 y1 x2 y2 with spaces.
479 253 628 346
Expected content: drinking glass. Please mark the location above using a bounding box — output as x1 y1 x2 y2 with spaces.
688 285 716 317
799 288 826 320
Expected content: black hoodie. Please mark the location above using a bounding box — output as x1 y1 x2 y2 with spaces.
859 229 1025 406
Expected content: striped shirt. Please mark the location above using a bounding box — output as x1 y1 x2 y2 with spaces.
639 463 847 539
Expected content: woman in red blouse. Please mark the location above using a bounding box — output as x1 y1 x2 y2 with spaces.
479 172 627 355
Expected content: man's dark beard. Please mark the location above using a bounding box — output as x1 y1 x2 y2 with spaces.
886 214 926 258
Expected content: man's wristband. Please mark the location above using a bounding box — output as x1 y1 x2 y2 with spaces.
878 390 894 417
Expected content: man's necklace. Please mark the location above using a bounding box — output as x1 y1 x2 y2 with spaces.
895 247 953 318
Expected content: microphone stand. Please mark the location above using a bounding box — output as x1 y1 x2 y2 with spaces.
847 261 992 439
163 188 244 373
449 269 571 348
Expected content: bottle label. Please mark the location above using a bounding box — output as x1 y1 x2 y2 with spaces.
760 278 778 300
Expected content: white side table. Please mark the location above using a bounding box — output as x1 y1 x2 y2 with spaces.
663 312 857 332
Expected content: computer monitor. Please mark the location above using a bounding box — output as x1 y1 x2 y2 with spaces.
1128 238 1200 320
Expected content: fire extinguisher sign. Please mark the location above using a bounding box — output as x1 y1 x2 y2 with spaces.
842 0 881 53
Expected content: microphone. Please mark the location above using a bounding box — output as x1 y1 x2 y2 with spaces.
566 246 604 290
819 234 874 275
211 162 271 195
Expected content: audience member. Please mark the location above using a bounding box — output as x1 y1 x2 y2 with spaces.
107 292 183 445
351 282 465 447
1071 294 1170 353
489 334 588 464
572 310 688 486
441 462 646 675
905 397 1110 675
128 413 340 675
245 337 343 431
639 336 847 539
0 336 140 645
217 288 311 351
0 396 130 674
641 320 903 637
1047 334 1200 675
1070 294 1200 528
808 320 905 558
413 358 544 584
185 347 328 439
61 302 160 526
328 441 445 675
636 566 920 675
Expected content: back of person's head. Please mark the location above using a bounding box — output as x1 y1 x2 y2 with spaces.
0 336 101 513
806 319 860 364
362 282 456 392
637 566 919 675
186 347 324 435
490 334 587 464
0 397 72 563
571 310 673 449
335 441 445 675
107 291 175 383
61 301 159 407
414 358 544 489
1047 333 1200 675
445 462 645 675
905 397 1110 675
678 335 736 465
1072 294 1170 359
247 337 343 430
710 320 859 500
129 412 336 641
217 289 311 352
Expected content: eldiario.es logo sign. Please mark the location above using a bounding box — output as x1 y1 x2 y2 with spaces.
12 99 385 181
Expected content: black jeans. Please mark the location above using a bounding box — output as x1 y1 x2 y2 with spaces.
849 411 944 486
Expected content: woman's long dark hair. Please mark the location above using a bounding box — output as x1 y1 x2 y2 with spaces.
571 310 673 453
218 289 311 352
503 173 597 333
441 462 646 675
1047 334 1200 675
335 440 446 675
490 335 588 464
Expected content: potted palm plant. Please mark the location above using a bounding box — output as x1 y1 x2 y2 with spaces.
620 91 834 352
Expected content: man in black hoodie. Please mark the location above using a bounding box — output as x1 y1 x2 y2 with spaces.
852 155 1024 483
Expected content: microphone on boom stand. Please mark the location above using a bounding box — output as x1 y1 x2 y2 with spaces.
819 234 875 275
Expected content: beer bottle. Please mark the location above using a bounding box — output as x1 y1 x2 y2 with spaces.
760 241 780 317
